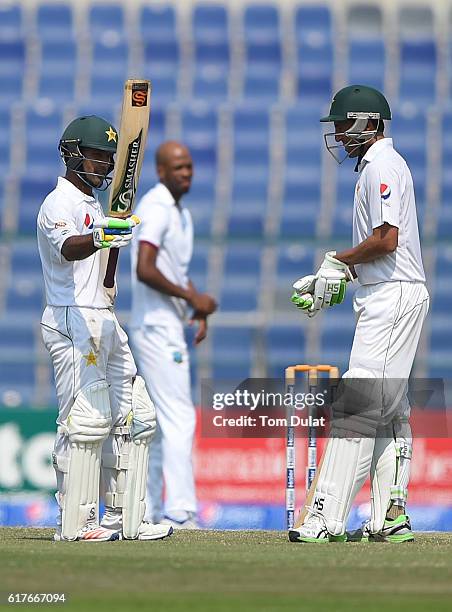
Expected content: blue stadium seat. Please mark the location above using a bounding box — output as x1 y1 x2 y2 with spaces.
279 176 320 238
244 5 280 42
89 5 125 38
24 108 63 179
188 243 209 290
193 66 229 102
144 39 180 76
183 180 215 237
0 109 12 176
181 105 218 147
88 74 128 105
0 4 22 39
245 39 281 72
18 177 56 234
0 363 36 386
0 73 23 109
399 40 437 106
233 106 270 146
391 110 427 222
211 326 254 380
40 40 77 77
220 279 258 312
0 320 35 354
224 245 261 277
266 325 306 378
195 40 230 68
276 245 314 283
347 39 386 92
295 5 332 38
285 106 322 175
228 177 268 238
332 171 356 238
91 39 129 77
0 40 25 77
37 74 75 105
243 73 280 104
432 248 452 314
10 242 42 277
6 278 44 313
37 3 73 41
193 5 228 42
139 6 176 42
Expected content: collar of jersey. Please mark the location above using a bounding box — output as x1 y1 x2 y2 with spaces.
57 176 97 203
155 182 178 207
362 137 393 165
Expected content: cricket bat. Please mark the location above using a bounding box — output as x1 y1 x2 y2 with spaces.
103 78 151 288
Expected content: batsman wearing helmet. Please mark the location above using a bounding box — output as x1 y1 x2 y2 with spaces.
37 115 172 542
290 86 429 543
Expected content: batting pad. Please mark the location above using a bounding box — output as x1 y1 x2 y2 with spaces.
311 435 375 536
61 381 112 540
370 432 396 532
102 376 156 539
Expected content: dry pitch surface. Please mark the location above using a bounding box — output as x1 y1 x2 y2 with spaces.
1 528 452 612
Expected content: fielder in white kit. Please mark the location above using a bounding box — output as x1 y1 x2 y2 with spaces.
290 85 429 543
130 141 217 527
37 115 172 541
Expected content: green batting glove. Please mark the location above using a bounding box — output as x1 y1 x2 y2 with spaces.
329 278 347 306
291 291 313 311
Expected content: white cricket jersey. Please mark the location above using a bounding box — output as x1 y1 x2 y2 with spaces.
353 138 426 285
37 176 111 308
130 182 193 327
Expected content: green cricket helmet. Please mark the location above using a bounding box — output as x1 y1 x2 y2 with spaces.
320 85 391 163
59 115 118 190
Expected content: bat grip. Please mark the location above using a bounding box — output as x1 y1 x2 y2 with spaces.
103 248 119 288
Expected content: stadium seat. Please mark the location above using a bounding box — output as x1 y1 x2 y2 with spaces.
193 4 228 42
89 4 125 39
347 39 386 93
0 40 25 77
266 325 306 378
183 180 215 237
40 40 77 77
139 5 177 42
18 177 56 234
36 3 73 41
211 326 254 380
244 5 280 43
279 176 320 238
0 109 12 176
91 39 129 77
0 4 22 40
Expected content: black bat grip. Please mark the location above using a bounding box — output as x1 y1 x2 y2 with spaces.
103 248 119 288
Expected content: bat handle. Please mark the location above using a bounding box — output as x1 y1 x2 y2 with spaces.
104 248 119 288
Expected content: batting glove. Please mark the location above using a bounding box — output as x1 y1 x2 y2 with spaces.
93 215 140 249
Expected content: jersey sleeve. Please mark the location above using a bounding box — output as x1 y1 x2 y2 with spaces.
366 163 402 230
37 197 79 263
138 201 170 248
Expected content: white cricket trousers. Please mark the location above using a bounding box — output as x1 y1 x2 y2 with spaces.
130 325 197 520
41 305 137 494
349 280 429 422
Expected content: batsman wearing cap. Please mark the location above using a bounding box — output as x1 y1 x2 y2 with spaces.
37 115 172 542
290 86 429 543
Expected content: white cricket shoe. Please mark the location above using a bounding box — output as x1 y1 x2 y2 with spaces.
289 514 346 543
54 523 120 542
130 521 173 541
101 509 173 541
161 512 200 530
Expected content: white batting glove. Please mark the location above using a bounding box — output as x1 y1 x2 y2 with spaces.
92 215 140 249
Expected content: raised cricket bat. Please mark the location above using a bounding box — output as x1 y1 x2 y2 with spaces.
103 78 151 288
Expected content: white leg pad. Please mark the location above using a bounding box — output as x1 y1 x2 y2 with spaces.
311 435 375 535
391 418 412 505
102 376 157 539
370 431 396 533
60 381 112 541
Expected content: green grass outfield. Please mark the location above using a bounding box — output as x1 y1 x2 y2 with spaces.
1 529 452 612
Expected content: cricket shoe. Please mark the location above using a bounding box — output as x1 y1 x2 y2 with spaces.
161 511 200 530
54 523 120 542
101 509 173 541
288 515 346 543
346 519 371 542
368 514 414 543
